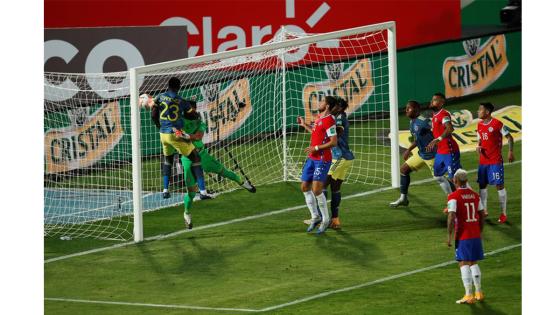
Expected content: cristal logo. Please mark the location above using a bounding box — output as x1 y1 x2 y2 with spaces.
450 109 474 128
462 38 481 57
196 80 253 144
160 0 335 63
45 102 123 174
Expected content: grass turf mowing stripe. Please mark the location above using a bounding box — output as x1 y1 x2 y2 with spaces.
45 160 521 264
45 243 521 312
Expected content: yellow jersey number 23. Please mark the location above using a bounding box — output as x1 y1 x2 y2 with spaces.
159 101 180 122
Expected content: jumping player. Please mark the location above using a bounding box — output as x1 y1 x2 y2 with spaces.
174 98 256 196
150 77 201 229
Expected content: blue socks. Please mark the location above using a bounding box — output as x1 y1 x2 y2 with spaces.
331 191 341 218
192 164 206 191
163 164 172 190
400 173 410 195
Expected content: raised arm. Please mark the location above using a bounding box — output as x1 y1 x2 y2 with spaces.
297 116 313 133
151 105 161 129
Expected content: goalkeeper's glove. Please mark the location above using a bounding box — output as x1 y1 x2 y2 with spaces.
174 129 191 140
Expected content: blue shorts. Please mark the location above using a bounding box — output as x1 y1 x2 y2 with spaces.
455 238 484 261
301 158 331 183
434 152 462 178
477 163 504 186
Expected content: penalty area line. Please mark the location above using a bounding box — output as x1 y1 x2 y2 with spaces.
44 160 522 264
45 243 521 312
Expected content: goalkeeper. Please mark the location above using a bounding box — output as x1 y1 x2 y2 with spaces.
174 98 256 196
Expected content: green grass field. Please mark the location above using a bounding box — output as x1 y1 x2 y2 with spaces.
45 88 522 314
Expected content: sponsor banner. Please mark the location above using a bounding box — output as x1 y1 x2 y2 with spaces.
443 35 509 98
398 105 522 153
302 59 374 123
396 31 520 107
196 79 253 144
45 102 123 174
449 109 474 128
43 31 521 170
44 26 187 104
45 0 461 61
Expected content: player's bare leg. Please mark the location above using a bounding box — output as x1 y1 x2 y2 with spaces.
456 261 476 304
390 163 412 207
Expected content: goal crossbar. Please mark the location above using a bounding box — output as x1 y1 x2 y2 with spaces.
132 21 396 75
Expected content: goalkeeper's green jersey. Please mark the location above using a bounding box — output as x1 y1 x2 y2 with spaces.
183 118 207 150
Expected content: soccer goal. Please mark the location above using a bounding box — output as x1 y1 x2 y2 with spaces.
44 21 399 242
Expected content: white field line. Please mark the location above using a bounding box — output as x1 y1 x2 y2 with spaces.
45 243 521 312
258 243 521 312
45 160 522 264
43 298 259 313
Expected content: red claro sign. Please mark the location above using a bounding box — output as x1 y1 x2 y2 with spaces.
45 0 460 61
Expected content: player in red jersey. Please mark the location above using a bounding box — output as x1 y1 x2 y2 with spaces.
427 93 461 204
476 102 515 223
297 96 340 234
446 169 485 304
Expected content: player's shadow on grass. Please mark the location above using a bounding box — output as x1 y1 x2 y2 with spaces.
401 194 448 229
468 301 509 315
171 236 259 276
484 218 521 242
136 243 175 285
136 237 259 281
314 230 383 268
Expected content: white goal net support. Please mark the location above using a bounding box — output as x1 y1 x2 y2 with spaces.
44 21 399 242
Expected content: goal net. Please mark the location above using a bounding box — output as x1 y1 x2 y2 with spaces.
44 21 399 241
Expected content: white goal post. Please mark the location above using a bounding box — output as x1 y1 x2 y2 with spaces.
129 21 400 242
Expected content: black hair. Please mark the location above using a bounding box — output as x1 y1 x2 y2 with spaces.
433 92 446 100
168 77 181 91
325 95 338 112
407 100 420 110
337 97 349 111
187 100 197 109
480 102 495 113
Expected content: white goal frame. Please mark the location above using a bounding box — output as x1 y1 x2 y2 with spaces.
129 21 400 242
